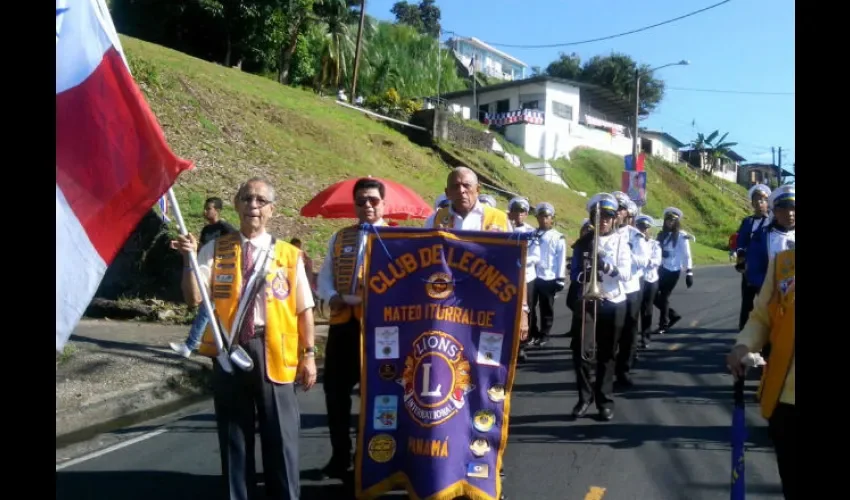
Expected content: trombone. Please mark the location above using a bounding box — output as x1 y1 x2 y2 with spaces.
578 201 605 363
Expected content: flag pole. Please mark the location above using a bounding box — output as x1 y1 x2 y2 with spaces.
166 188 234 373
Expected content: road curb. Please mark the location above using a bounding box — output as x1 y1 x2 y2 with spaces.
56 356 327 449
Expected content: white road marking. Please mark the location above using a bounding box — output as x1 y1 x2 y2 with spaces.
56 428 168 471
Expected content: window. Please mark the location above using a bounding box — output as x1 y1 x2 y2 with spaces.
552 101 573 120
521 100 539 110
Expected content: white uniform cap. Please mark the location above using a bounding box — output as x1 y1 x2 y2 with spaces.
635 214 654 227
434 193 449 210
626 200 638 217
611 191 629 208
768 184 795 210
479 194 497 208
535 202 555 216
508 197 530 211
586 193 618 215
663 207 684 220
748 184 771 200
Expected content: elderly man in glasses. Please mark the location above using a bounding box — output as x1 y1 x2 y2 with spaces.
173 176 316 500
316 177 387 481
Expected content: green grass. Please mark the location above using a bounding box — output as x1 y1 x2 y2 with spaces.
123 35 749 267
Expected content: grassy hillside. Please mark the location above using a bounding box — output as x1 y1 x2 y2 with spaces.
123 35 749 266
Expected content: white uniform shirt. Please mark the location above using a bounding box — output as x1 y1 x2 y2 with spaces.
317 219 385 301
196 231 315 327
766 227 795 260
643 239 663 283
534 228 567 281
659 232 693 273
595 230 633 304
513 223 539 283
424 201 514 231
621 226 649 294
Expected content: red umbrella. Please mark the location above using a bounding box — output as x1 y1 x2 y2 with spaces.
300 177 433 220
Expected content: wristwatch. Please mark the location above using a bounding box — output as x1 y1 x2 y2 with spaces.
303 346 316 358
522 304 530 314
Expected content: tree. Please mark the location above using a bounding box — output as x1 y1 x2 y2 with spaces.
544 51 665 117
689 130 738 173
391 0 441 37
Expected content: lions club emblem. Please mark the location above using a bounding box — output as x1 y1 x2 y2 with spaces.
398 330 474 426
270 269 290 300
425 272 453 300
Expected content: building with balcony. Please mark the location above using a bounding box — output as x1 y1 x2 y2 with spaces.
446 36 529 81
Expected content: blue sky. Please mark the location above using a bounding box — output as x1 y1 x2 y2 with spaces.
366 0 795 167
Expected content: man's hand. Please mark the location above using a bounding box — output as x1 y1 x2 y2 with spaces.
298 357 317 390
726 344 750 380
171 233 198 257
519 310 529 341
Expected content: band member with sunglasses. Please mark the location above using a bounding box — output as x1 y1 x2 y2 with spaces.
316 177 387 481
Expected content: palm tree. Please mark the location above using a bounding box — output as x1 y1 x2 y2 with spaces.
689 130 738 173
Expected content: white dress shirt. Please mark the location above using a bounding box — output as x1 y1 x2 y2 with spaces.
596 230 633 304
196 231 315 327
534 228 567 282
643 239 662 283
424 201 514 231
659 232 693 272
766 227 795 259
513 223 539 283
621 226 649 294
317 219 385 302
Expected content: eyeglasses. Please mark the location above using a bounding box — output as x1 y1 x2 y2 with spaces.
239 195 272 207
355 196 382 207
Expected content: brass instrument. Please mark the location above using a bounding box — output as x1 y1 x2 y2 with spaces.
578 201 605 363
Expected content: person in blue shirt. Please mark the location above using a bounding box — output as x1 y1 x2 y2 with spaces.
734 184 772 330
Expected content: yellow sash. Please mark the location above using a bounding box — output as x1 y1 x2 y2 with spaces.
197 233 302 384
432 204 510 231
757 248 795 419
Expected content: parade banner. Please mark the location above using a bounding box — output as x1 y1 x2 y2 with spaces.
355 227 529 500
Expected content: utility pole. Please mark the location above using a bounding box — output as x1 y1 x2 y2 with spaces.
771 146 776 166
632 68 641 164
350 0 367 104
777 146 783 184
436 29 441 108
472 54 477 121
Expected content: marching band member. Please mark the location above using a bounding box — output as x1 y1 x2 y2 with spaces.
634 215 662 348
529 202 567 347
570 193 632 421
726 247 796 499
735 184 772 330
565 219 592 337
509 197 540 362
615 200 649 386
653 207 693 334
742 185 794 361
317 177 386 480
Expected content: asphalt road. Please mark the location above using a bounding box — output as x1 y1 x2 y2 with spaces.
56 266 783 500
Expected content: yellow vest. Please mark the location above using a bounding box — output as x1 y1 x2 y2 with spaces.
329 225 364 325
432 204 510 231
757 248 795 419
197 233 302 384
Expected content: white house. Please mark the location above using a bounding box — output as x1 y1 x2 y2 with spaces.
679 148 746 183
639 130 685 164
436 76 634 161
446 37 529 81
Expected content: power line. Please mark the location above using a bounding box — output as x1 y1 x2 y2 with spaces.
449 0 732 49
667 86 794 96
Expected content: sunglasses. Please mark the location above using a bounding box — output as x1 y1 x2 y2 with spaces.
355 196 382 207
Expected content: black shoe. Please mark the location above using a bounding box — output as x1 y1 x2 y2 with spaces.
321 460 349 480
668 314 682 330
528 338 541 347
518 347 527 362
538 336 550 346
599 407 614 421
615 374 634 388
572 400 592 418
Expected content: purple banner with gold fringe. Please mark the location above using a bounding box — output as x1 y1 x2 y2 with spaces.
354 226 528 500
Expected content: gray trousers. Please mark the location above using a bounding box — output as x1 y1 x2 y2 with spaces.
212 336 300 500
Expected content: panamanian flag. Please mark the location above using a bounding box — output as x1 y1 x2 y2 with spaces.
56 0 193 351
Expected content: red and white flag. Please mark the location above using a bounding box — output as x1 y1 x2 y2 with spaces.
56 0 193 351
